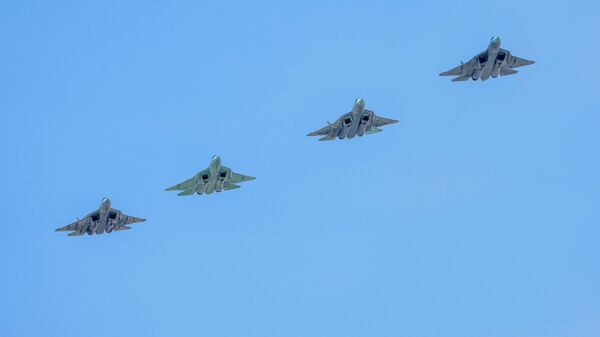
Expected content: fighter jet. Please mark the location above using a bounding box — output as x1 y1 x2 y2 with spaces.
440 36 534 81
165 155 255 196
55 198 145 236
307 98 397 141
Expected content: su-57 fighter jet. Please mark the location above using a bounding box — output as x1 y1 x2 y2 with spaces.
307 98 397 141
440 36 534 81
55 198 145 236
165 155 255 196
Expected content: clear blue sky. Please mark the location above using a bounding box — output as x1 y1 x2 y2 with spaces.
1 1 599 336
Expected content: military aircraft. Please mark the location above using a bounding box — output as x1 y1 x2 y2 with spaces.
307 98 398 141
440 36 534 81
165 155 255 196
55 198 145 236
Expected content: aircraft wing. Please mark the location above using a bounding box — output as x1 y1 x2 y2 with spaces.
165 170 206 191
502 49 534 68
55 219 84 232
439 63 466 76
307 119 340 137
440 55 476 76
113 209 146 225
371 114 398 128
509 55 534 68
439 52 483 76
224 167 256 184
307 124 333 136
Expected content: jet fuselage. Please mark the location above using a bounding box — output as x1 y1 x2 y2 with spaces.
203 155 223 194
340 98 373 139
83 198 113 235
55 198 144 236
481 36 501 81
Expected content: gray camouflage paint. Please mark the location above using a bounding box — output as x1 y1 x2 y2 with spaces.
307 98 398 141
440 36 534 81
165 156 255 196
55 198 146 236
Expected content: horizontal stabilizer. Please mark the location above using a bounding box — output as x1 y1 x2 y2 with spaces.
501 67 518 76
451 74 471 82
67 231 83 236
178 189 195 196
318 135 336 141
224 183 241 191
366 128 383 135
114 225 131 231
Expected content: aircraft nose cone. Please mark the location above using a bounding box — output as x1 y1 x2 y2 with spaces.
101 197 111 208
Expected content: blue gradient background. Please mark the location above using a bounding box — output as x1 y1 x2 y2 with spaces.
1 1 599 336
